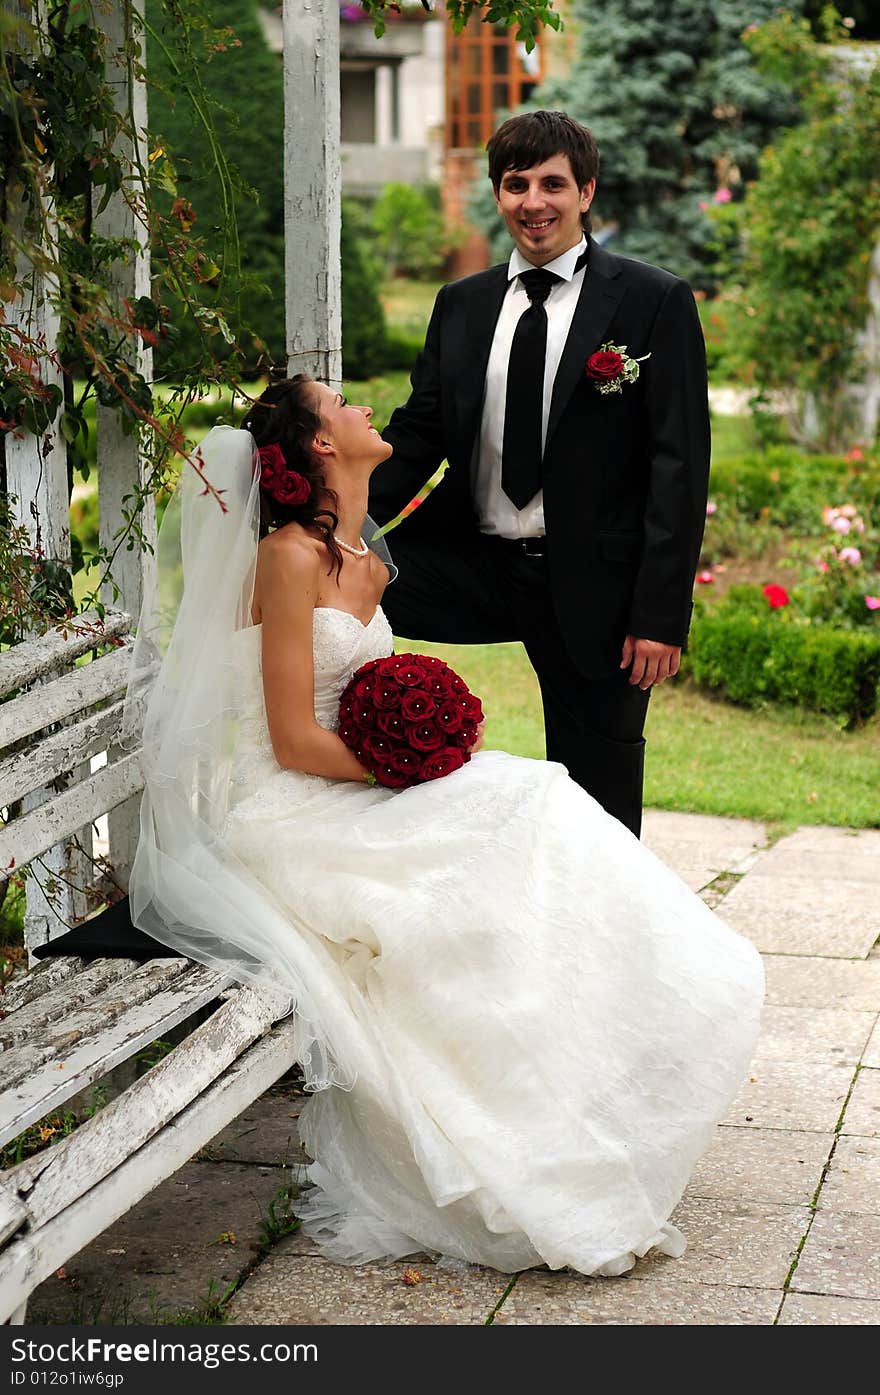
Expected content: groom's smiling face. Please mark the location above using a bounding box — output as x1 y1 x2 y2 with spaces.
494 153 595 267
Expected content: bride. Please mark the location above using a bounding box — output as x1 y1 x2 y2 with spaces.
128 374 764 1278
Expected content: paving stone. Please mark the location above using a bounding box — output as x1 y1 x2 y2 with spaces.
641 811 767 881
841 1067 880 1138
631 1197 810 1290
492 1270 781 1325
864 1021 880 1068
201 1078 309 1167
818 1136 880 1215
27 1160 291 1325
722 1062 853 1133
777 1292 880 1324
750 1005 875 1067
720 875 879 958
686 1126 831 1206
762 956 880 1011
746 827 880 885
791 1210 880 1300
227 1234 507 1325
770 827 880 860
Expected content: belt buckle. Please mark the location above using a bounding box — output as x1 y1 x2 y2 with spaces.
520 535 545 558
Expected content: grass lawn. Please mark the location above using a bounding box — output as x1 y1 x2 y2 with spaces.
395 637 880 833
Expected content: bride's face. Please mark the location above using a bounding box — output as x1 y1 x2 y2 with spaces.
310 383 393 472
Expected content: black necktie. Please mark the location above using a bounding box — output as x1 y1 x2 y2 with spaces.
501 248 588 511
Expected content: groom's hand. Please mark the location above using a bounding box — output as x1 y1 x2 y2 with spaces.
620 636 682 690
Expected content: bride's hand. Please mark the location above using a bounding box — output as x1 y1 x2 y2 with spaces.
469 719 486 755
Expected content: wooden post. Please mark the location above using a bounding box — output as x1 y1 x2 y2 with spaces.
283 0 342 389
94 0 156 891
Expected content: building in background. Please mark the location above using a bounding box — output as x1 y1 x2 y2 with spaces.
260 3 573 270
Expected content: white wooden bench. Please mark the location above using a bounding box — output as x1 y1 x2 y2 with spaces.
0 611 299 1324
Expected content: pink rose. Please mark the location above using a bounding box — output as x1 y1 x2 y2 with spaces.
713 187 733 204
839 547 862 566
696 570 714 584
705 501 717 516
865 595 880 611
832 516 851 534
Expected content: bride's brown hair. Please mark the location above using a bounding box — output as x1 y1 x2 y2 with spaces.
241 375 344 578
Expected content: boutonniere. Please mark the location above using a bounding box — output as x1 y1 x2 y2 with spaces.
586 343 650 395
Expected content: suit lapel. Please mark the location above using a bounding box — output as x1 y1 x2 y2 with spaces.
545 239 627 452
455 264 509 456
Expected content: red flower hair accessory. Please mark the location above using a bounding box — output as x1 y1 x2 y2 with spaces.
257 442 312 508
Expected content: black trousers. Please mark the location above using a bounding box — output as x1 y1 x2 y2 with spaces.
382 533 651 838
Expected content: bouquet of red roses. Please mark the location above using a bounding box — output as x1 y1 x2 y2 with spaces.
337 653 484 789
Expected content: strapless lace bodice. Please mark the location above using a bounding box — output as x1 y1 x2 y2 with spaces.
228 606 393 802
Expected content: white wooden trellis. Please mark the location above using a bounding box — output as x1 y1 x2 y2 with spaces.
3 1 343 955
284 0 343 391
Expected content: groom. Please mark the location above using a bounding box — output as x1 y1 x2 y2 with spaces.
369 110 710 837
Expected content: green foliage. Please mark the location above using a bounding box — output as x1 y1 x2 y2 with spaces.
712 13 880 449
257 1181 303 1255
341 200 387 379
146 0 286 371
519 0 802 285
708 445 880 533
357 0 562 51
690 594 880 725
371 183 448 279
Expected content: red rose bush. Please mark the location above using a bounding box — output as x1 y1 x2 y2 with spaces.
338 653 484 789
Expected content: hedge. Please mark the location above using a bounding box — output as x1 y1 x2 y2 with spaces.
708 446 880 534
690 608 880 726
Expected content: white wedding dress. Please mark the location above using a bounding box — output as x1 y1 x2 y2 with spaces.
217 603 764 1277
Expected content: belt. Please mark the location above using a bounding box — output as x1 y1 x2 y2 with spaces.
495 535 548 558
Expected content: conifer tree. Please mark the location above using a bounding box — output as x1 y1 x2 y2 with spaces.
530 0 803 285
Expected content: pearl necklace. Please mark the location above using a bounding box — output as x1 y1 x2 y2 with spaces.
333 534 369 558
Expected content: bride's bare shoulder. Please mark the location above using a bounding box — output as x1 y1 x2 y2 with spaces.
258 524 322 581
253 525 322 624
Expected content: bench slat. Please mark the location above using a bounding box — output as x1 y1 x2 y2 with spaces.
0 610 131 698
0 1182 28 1248
0 751 143 871
14 986 292 1227
0 958 138 1051
0 648 133 750
0 962 228 1148
1 958 191 1093
0 957 85 1016
0 1014 300 1323
0 699 127 810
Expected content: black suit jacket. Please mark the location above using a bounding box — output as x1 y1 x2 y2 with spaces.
370 238 711 678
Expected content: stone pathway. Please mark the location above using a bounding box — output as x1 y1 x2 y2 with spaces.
28 814 880 1326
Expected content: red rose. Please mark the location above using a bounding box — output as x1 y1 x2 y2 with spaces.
762 583 790 610
390 749 422 777
410 720 443 752
372 761 411 790
400 689 437 721
362 732 394 762
452 723 479 750
373 680 402 710
376 710 406 738
586 350 624 382
436 701 464 734
258 443 312 508
395 663 427 687
420 747 466 781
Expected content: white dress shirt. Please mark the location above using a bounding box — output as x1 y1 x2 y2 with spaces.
473 236 587 538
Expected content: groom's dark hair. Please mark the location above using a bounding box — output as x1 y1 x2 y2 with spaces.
487 111 599 232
